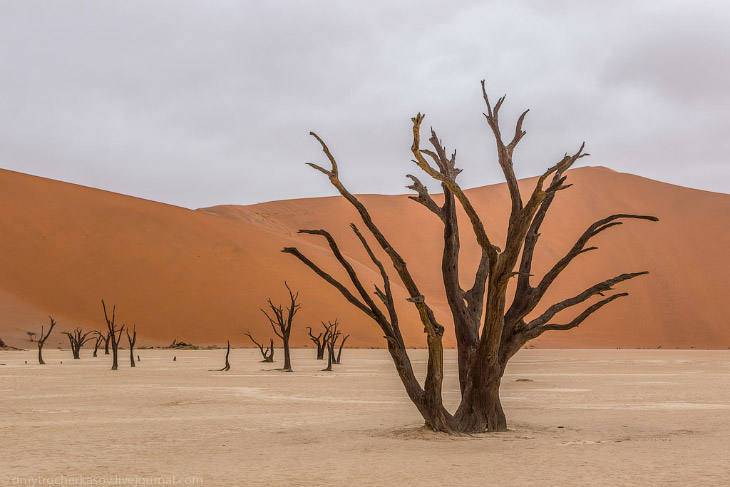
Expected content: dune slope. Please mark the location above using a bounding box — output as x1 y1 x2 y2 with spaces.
1 167 728 349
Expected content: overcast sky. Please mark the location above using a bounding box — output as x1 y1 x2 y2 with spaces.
1 0 728 209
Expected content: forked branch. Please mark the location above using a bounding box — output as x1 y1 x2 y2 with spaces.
524 271 649 333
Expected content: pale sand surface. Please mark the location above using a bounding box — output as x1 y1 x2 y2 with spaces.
1 349 729 486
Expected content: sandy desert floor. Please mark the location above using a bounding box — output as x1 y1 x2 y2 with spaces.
1 348 729 486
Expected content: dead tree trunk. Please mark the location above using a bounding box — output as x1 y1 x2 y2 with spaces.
102 300 125 371
261 282 301 372
335 334 349 364
283 82 657 433
62 328 95 359
92 331 104 357
37 316 57 365
323 341 334 371
210 340 231 371
103 331 111 355
126 326 137 368
245 332 274 362
306 326 326 360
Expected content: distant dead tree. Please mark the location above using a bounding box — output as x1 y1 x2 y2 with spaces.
306 326 326 360
37 316 57 365
283 82 657 433
126 325 137 368
321 321 341 372
261 282 301 372
210 340 231 371
101 300 125 370
26 331 36 342
91 331 104 357
62 328 95 359
320 320 350 369
244 332 274 362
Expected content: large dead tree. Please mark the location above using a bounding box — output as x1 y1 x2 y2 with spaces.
126 325 137 368
101 300 125 371
62 328 95 359
37 316 57 365
261 282 301 372
244 332 274 362
283 82 658 433
305 326 326 360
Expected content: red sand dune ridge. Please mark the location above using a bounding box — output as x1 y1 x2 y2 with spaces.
0 167 728 349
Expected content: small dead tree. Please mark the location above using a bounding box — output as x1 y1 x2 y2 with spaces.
91 331 104 357
101 300 125 371
283 82 657 433
261 282 301 372
62 328 95 359
321 320 342 372
210 340 231 371
306 326 326 360
37 316 57 365
245 332 275 362
126 325 137 368
27 331 36 342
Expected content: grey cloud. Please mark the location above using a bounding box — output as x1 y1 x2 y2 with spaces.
0 0 727 209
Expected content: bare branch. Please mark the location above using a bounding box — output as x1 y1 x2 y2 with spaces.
350 223 403 344
406 174 442 219
481 80 522 213
534 215 658 300
541 293 629 332
281 246 379 322
296 229 389 325
300 133 444 339
260 305 284 339
308 132 338 178
411 113 499 264
525 271 649 331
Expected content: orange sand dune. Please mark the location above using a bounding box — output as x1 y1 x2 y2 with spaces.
1 167 728 349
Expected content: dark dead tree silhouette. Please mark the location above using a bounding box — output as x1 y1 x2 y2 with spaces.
321 320 342 372
37 316 57 365
126 325 137 368
306 326 327 360
261 282 301 372
101 300 125 370
91 331 104 357
335 332 350 365
210 340 231 371
27 331 36 342
244 332 274 362
103 330 111 355
62 328 95 359
283 82 658 433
